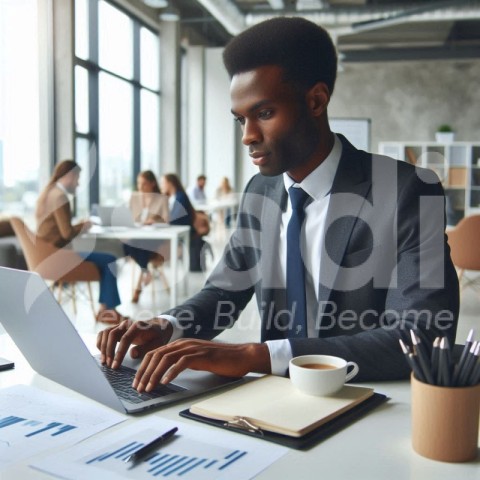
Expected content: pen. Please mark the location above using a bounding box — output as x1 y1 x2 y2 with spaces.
124 427 178 465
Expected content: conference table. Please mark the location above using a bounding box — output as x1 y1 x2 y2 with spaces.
82 224 190 308
0 332 478 480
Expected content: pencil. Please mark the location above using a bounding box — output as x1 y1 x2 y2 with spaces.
457 341 478 387
465 343 480 386
431 337 440 381
452 329 475 386
410 330 434 384
438 337 452 387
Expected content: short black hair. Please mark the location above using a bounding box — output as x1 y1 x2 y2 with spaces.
223 17 337 95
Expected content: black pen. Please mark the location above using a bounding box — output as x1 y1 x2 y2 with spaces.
124 427 178 466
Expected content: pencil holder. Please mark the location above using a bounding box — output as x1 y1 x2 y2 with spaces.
411 374 480 462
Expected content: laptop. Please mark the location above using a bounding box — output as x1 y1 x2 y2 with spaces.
0 267 241 414
97 205 136 228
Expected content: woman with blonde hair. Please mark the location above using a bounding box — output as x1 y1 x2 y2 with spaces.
125 170 169 303
36 160 125 324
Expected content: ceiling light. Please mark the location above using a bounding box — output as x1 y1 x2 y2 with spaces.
143 0 168 8
159 4 180 22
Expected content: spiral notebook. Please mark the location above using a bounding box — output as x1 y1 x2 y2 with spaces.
180 375 388 450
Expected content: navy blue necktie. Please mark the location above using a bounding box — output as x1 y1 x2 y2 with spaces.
286 186 310 338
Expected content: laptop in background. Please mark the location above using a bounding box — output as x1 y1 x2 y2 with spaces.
97 205 136 228
0 267 241 414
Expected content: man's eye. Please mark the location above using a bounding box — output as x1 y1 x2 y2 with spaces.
234 117 245 125
258 110 273 120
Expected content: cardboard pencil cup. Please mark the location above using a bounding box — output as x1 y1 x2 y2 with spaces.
411 374 480 462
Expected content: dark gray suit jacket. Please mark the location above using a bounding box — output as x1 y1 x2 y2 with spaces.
166 136 459 381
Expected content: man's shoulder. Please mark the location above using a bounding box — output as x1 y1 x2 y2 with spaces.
244 173 282 194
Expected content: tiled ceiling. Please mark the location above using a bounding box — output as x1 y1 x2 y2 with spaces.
139 0 480 61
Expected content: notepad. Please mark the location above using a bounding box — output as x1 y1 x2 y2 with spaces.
189 375 374 438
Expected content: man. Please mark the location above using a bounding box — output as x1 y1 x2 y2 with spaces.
188 174 207 204
97 17 459 392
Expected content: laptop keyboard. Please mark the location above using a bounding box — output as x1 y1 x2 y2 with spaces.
98 362 185 404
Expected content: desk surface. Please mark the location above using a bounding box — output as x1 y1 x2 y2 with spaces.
84 224 190 240
1 333 479 480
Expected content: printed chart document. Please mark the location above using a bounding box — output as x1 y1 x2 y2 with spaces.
0 384 126 467
32 417 288 480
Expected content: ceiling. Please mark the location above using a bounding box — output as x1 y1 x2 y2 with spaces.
138 0 480 62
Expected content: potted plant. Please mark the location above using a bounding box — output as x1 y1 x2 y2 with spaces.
435 124 455 144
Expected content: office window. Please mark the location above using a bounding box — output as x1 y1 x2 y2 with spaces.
98 1 133 79
99 73 133 204
74 0 160 213
0 0 40 222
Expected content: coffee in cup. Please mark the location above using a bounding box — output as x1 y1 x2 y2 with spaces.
289 354 359 396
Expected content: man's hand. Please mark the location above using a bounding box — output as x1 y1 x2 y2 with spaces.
132 339 271 393
96 318 173 369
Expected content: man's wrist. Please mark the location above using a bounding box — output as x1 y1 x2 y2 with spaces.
243 343 271 374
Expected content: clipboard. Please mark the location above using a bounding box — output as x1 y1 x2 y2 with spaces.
180 392 388 450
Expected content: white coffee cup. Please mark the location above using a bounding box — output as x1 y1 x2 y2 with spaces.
289 354 359 396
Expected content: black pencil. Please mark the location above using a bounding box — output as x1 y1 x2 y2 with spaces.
410 330 434 384
438 337 452 387
465 343 480 386
431 337 440 381
457 341 478 387
452 329 475 386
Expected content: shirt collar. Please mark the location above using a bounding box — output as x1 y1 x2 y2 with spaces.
283 133 342 201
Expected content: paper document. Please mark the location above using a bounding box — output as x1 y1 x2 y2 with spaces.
32 417 288 480
0 384 126 467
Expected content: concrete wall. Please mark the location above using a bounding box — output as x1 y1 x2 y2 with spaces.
189 54 480 193
329 60 480 153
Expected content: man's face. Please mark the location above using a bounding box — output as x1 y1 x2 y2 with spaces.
230 65 320 179
198 178 206 189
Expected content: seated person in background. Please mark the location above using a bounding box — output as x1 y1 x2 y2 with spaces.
124 170 169 304
188 174 207 204
36 160 125 324
215 176 234 228
161 173 195 228
98 18 459 388
161 173 209 272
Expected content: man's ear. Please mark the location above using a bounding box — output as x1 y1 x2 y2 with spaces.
306 82 330 117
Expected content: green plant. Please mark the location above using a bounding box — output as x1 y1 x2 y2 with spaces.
437 124 454 133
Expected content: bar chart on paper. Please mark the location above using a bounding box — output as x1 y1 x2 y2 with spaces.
83 433 248 478
32 418 288 480
0 385 125 467
0 416 77 438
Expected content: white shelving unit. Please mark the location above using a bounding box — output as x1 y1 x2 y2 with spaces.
379 141 480 225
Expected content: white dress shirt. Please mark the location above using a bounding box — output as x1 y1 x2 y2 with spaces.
266 135 342 375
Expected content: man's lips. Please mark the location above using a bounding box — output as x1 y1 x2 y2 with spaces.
249 152 270 166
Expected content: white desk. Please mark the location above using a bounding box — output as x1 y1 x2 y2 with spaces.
1 333 478 479
83 225 190 308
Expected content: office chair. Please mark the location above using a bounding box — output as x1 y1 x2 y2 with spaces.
446 214 480 294
10 217 100 316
